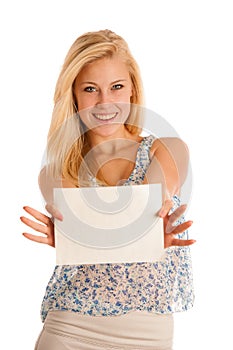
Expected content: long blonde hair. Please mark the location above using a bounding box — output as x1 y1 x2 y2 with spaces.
46 29 144 187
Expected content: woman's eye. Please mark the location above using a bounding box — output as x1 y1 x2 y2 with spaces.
84 86 97 92
112 84 123 90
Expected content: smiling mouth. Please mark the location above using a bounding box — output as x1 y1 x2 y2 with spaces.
93 113 117 121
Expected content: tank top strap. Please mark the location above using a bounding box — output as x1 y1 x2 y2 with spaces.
139 134 156 159
124 134 156 185
136 134 156 167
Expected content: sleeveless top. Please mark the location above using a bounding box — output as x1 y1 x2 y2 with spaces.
40 135 194 322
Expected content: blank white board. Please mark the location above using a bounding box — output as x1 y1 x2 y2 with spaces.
54 184 164 264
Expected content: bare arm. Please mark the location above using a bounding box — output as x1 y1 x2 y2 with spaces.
143 137 189 198
38 166 76 205
144 137 195 247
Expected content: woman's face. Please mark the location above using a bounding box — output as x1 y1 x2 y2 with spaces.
73 55 133 139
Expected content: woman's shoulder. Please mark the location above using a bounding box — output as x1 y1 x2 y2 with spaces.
150 136 189 159
149 136 190 191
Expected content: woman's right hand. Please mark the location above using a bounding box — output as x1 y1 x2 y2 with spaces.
20 205 63 247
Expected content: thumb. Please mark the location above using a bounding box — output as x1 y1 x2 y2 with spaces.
45 203 63 221
158 199 173 218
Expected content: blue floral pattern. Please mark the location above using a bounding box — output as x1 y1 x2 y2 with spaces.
40 135 194 322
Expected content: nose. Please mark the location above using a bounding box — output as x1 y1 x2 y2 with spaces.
96 90 112 106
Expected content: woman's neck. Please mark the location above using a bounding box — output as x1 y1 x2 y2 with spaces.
86 125 137 154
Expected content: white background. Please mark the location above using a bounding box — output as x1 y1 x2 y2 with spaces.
1 0 232 348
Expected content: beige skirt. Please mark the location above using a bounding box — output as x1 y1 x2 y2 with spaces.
35 310 174 350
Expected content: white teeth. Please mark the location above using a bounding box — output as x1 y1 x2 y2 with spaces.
94 113 116 120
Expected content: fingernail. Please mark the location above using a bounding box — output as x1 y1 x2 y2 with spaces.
159 209 166 217
56 213 63 221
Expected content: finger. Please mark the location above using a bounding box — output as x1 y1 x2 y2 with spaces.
158 199 173 218
22 232 49 244
171 238 196 247
23 206 51 225
172 220 193 234
45 204 63 221
165 205 189 233
167 204 187 225
20 216 49 235
166 220 193 235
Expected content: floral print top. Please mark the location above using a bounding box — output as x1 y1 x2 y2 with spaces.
40 135 194 322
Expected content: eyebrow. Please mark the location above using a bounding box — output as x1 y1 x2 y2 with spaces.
79 79 128 86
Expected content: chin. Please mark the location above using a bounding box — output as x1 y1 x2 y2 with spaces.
91 123 124 136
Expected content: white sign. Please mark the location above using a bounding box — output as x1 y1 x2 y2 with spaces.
54 184 164 264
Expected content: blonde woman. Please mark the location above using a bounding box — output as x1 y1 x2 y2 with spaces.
21 29 195 350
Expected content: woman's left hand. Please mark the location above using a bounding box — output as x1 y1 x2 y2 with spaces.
159 200 196 248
